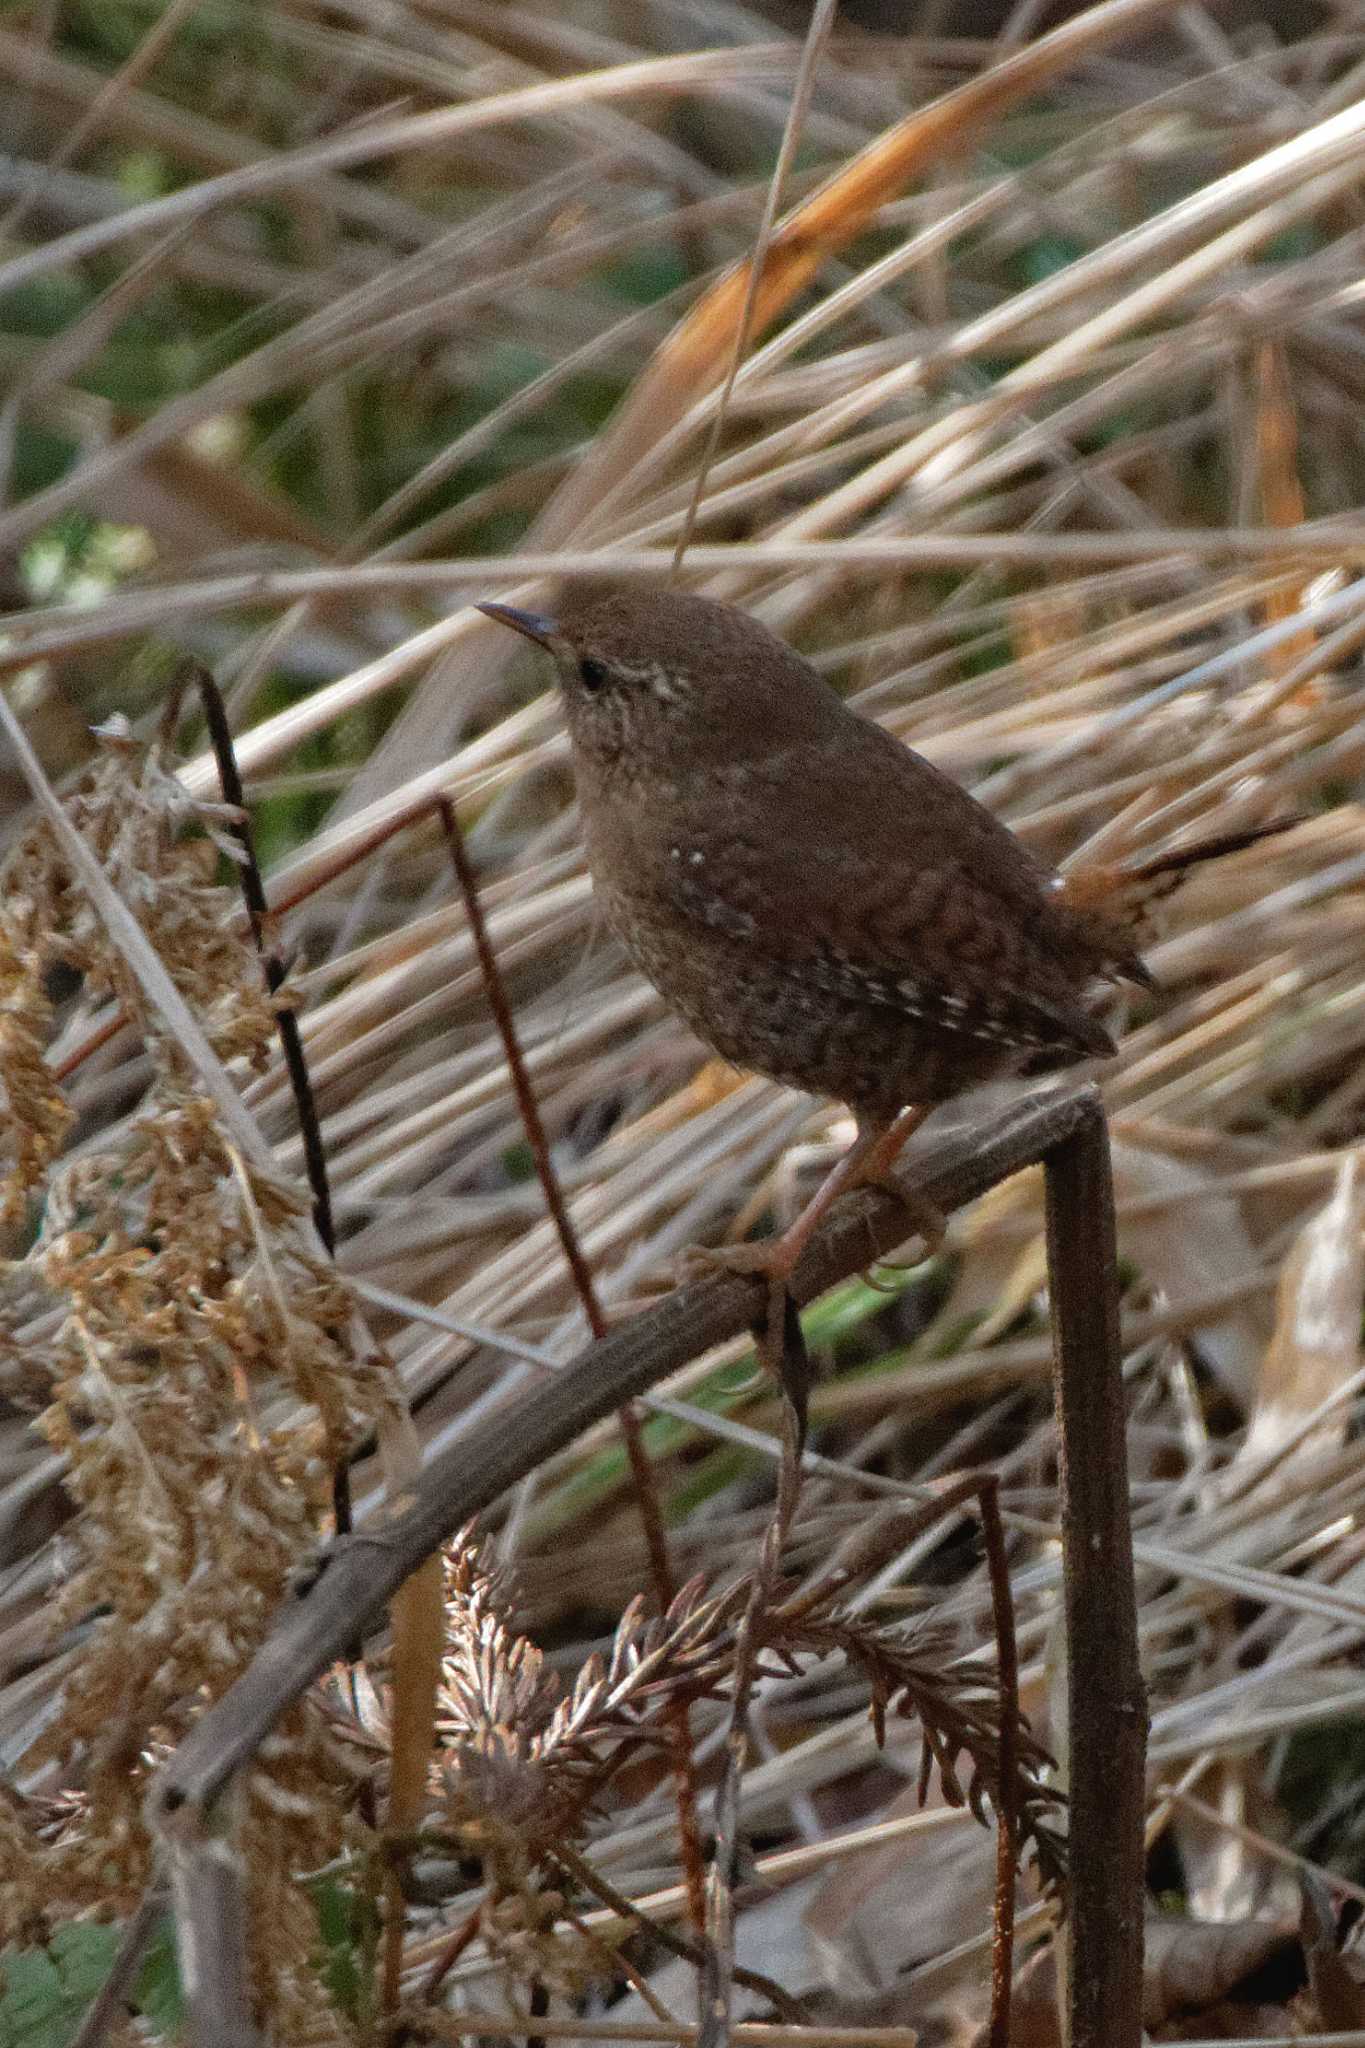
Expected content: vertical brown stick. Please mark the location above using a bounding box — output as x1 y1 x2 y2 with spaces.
974 1474 1017 2048
1044 1095 1146 2048
173 665 353 1555
435 799 708 1934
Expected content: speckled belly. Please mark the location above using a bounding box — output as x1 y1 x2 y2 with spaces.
605 888 1021 1124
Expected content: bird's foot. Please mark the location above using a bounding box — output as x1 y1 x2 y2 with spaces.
676 1237 795 1283
862 1178 949 1262
677 1235 799 1339
678 1177 945 1313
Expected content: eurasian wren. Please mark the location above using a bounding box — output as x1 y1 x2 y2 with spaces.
479 586 1279 1292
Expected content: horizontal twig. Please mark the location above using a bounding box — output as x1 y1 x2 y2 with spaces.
398 2013 922 2046
6 536 1365 669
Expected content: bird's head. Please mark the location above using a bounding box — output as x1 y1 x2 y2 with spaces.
477 586 838 774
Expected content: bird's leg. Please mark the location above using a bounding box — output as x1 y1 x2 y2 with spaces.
857 1103 933 1186
680 1104 944 1333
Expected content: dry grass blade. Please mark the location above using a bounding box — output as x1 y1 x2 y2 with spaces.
345 0 1186 811
671 0 839 579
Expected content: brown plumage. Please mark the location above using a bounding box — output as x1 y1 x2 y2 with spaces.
482 588 1287 1114
480 586 1292 1285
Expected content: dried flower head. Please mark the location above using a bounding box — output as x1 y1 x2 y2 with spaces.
0 721 397 2033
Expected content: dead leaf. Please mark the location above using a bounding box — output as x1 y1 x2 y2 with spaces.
1240 1152 1365 1474
1252 340 1317 690
967 1914 1299 2046
803 1777 997 1998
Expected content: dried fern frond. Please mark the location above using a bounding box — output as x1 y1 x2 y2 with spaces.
379 1525 1060 1996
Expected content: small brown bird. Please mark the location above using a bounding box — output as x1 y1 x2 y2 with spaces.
480 587 1286 1303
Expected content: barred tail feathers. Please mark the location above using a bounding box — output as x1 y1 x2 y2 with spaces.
1055 815 1301 989
1121 815 1302 885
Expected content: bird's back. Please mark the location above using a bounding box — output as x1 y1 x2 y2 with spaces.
548 587 1128 1116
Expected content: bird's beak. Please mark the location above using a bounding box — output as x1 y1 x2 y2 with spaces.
476 601 559 648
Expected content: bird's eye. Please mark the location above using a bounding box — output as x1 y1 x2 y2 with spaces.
579 656 609 693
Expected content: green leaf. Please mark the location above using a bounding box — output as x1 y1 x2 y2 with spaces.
0 1947 65 2048
133 1922 185 2040
310 1876 378 2024
501 1141 537 1184
0 1924 123 2048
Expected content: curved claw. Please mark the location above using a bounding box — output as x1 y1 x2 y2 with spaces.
867 1179 948 1261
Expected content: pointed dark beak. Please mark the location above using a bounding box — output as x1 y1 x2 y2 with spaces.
476 601 559 648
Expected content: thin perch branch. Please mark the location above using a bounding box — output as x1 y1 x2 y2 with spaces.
156 1083 1103 1820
